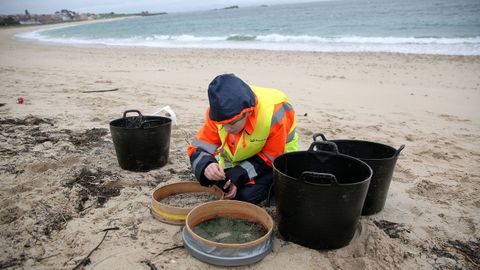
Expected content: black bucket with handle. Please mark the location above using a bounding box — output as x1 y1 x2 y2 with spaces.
313 133 405 215
109 110 172 172
273 141 372 249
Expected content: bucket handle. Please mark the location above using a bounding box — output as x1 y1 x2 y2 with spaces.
300 171 338 186
312 133 328 142
395 144 406 156
123 109 143 120
308 141 339 154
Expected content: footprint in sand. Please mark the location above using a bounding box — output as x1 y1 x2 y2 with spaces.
394 164 417 183
407 179 451 205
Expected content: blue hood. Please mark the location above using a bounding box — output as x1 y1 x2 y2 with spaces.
208 74 255 122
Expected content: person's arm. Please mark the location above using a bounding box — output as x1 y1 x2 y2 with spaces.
188 109 223 186
226 101 296 187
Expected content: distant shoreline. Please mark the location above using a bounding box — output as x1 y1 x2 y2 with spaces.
2 15 138 31
11 16 139 46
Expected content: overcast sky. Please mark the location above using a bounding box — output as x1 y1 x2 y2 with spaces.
0 0 315 15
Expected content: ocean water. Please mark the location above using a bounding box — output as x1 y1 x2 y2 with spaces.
17 0 480 55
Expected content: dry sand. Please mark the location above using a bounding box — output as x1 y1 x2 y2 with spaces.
0 24 479 269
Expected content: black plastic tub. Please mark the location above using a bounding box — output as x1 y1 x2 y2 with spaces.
109 110 172 172
313 133 404 215
273 141 372 250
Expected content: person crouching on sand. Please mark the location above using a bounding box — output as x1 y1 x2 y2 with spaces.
187 74 298 204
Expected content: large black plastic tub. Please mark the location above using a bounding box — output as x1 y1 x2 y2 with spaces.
110 110 171 172
273 142 372 249
313 133 404 215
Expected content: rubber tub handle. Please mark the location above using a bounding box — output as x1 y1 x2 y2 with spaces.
123 109 143 119
308 141 339 154
395 144 406 156
300 171 338 186
312 133 328 142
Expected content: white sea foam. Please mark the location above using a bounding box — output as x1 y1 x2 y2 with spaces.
255 34 480 45
16 30 480 55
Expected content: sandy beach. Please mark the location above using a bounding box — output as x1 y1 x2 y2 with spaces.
0 24 479 269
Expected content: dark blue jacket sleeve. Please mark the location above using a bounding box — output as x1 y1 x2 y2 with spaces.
189 149 217 186
225 155 272 188
190 149 231 191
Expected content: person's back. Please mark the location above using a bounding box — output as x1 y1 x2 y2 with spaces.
187 74 298 204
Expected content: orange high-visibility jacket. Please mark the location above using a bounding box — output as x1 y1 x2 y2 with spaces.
188 85 297 188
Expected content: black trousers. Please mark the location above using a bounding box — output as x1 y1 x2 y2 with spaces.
234 171 273 204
